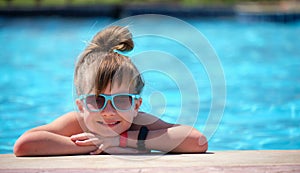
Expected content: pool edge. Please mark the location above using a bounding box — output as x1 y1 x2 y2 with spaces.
1 150 300 173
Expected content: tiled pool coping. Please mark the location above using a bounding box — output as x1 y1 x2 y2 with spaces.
1 150 299 173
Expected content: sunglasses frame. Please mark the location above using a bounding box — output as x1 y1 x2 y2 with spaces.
79 93 141 112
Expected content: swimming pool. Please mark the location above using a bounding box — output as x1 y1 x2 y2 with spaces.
0 16 299 154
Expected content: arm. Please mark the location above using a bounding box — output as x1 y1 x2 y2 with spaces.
127 126 207 153
71 112 208 154
14 112 97 156
127 112 208 153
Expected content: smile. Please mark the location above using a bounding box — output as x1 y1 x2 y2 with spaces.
97 121 121 127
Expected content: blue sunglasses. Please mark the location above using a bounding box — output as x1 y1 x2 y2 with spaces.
79 93 141 112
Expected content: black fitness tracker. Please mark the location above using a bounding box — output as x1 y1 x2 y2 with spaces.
137 126 149 151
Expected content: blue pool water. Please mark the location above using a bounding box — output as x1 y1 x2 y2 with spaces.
0 16 299 154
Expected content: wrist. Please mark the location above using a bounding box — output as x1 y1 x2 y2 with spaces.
126 130 139 148
137 126 149 151
125 127 150 151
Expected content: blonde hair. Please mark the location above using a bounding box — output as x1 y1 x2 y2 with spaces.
74 26 144 96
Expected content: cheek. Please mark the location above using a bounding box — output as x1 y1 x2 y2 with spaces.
83 112 97 129
120 111 137 123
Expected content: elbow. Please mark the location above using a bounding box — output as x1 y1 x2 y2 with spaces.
14 138 27 157
172 128 208 153
187 128 208 153
14 136 33 157
198 135 208 153
14 133 35 157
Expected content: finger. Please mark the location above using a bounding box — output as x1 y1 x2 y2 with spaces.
75 138 102 146
70 133 94 141
100 142 114 151
90 144 104 155
70 134 88 141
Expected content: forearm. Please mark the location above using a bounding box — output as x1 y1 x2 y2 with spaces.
127 126 208 153
14 131 97 156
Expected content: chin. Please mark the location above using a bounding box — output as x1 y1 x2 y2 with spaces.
94 129 121 137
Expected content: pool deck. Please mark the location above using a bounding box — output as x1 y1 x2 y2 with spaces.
1 150 300 173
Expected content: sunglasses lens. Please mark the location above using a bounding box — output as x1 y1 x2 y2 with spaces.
85 95 105 111
83 94 137 112
113 95 133 110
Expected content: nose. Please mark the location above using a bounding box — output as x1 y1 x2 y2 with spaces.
101 100 116 116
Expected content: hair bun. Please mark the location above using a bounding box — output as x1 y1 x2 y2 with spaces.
89 26 133 53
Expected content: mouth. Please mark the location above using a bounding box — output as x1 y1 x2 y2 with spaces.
97 121 121 127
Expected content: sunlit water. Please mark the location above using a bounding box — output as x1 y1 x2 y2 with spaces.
0 16 299 153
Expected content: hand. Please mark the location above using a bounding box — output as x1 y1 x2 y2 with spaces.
70 132 119 154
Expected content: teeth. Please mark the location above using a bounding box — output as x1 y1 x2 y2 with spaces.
107 122 117 125
98 121 119 125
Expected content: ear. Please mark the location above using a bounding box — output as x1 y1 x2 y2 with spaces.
76 99 84 113
134 98 142 111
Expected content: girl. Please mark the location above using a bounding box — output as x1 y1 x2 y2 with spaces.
14 26 208 156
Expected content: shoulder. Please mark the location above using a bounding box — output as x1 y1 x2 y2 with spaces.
27 111 85 137
51 111 87 135
131 112 175 130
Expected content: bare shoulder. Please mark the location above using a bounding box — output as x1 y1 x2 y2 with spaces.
131 112 176 130
27 111 85 137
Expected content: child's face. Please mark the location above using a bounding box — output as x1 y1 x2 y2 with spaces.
77 83 142 137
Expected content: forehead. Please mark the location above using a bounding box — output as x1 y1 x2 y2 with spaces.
100 82 132 95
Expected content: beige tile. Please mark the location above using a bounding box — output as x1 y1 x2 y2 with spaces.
1 150 300 172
